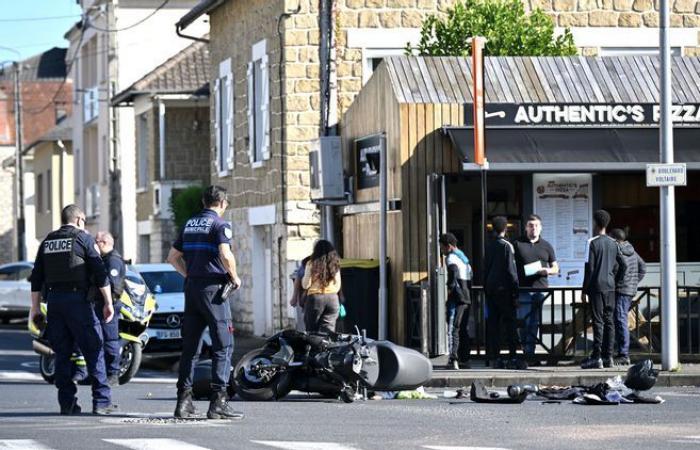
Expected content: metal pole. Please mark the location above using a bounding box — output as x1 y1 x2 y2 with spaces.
379 134 388 340
13 62 26 261
659 0 679 371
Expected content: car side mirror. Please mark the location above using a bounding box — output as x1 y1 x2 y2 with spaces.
154 284 163 294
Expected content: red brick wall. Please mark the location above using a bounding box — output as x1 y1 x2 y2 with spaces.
0 80 72 146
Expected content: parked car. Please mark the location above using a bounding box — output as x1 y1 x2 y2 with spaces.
0 262 34 323
130 263 186 357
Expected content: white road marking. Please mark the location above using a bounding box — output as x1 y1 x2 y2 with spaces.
103 439 211 450
252 441 362 450
0 440 54 450
0 370 175 384
0 350 36 356
423 447 512 450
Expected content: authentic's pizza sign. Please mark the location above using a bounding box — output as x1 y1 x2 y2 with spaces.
464 103 700 128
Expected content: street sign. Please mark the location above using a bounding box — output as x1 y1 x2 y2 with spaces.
646 163 687 187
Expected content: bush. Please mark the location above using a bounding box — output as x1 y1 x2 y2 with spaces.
408 0 577 57
170 185 204 230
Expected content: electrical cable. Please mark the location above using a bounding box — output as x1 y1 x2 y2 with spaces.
0 14 80 23
86 0 171 32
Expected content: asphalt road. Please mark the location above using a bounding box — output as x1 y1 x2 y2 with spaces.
2 324 700 450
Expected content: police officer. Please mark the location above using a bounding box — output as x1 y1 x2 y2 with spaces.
95 231 126 386
29 205 116 415
167 185 243 420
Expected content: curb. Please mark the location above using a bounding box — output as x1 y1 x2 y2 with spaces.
427 371 700 388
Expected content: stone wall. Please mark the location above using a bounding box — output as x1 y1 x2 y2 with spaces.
163 105 211 184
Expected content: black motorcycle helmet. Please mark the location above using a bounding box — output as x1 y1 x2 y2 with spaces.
624 359 659 391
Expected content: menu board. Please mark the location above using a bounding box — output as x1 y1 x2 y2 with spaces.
533 174 592 287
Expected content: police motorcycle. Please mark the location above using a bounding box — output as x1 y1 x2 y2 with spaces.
28 271 157 385
233 328 432 402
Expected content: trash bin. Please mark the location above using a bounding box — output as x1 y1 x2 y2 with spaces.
336 259 387 339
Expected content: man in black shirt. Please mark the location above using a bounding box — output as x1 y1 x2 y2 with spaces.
484 217 521 369
513 214 558 364
581 210 626 369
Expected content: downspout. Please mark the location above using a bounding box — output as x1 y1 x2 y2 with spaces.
276 4 300 331
175 24 210 44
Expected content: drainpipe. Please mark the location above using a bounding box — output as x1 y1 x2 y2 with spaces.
276 4 300 330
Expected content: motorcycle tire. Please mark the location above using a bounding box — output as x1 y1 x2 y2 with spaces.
118 342 142 385
39 354 55 384
233 348 292 401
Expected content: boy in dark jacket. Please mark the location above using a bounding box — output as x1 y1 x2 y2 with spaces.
581 210 627 369
439 233 472 370
610 228 646 365
484 216 522 369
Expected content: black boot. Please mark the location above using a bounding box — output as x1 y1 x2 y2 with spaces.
207 391 244 420
174 389 196 419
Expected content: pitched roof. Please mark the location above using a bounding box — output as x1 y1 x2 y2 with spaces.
112 40 210 105
0 47 67 82
383 55 700 104
24 119 72 153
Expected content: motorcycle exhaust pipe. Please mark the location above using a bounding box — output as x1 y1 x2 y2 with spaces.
32 340 54 356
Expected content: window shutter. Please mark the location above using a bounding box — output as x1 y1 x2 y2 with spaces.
214 77 221 174
247 62 255 164
225 73 234 170
260 54 270 161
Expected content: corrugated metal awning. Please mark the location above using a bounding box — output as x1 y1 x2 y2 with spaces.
384 56 700 105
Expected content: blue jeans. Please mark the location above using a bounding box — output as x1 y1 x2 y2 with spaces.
614 294 633 357
517 292 545 356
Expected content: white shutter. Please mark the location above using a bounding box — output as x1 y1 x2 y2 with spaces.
247 62 255 164
260 54 270 161
225 73 234 170
214 77 222 174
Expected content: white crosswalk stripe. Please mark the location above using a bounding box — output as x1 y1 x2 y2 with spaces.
423 447 512 450
251 441 362 450
103 439 210 450
0 440 53 450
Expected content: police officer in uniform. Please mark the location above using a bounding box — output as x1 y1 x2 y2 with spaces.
29 205 116 415
167 185 243 420
96 231 126 386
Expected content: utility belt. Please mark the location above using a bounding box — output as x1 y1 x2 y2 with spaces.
46 283 89 293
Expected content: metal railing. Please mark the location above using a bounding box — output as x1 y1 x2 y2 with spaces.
406 284 700 361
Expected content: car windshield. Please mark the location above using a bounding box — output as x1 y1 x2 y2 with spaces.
140 271 184 294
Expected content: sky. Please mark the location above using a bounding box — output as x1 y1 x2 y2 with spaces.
0 0 82 62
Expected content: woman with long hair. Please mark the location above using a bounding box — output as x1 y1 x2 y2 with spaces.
301 240 341 332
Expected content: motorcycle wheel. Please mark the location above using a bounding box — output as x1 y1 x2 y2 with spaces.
39 354 55 384
118 342 142 385
233 348 291 401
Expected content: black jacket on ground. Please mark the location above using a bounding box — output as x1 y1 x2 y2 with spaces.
615 241 646 297
583 234 627 295
484 236 519 298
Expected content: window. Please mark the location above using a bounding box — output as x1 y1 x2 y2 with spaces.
215 58 234 176
140 270 185 294
0 264 33 281
599 47 681 57
36 173 43 213
362 48 406 84
248 40 270 167
138 235 151 263
137 113 149 189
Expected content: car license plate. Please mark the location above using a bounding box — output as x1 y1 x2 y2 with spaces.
155 329 181 339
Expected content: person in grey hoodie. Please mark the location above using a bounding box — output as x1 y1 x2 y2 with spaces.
610 228 646 365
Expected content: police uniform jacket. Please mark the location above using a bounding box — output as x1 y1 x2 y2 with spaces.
30 225 109 293
173 209 233 281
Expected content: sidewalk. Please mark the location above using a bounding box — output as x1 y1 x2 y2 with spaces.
429 356 700 388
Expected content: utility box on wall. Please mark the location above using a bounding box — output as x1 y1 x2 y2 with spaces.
309 136 344 201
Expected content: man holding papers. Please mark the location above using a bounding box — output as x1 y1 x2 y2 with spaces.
513 214 559 364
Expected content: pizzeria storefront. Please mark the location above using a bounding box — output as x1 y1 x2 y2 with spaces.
338 55 700 358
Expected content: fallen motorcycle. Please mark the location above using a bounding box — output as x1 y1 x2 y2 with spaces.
28 273 157 385
232 328 432 402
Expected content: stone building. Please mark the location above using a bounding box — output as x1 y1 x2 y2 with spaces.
177 0 700 337
112 41 211 263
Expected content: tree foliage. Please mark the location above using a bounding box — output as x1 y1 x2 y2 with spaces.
170 185 204 231
408 0 577 57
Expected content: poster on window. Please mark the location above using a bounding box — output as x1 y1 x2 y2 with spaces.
533 174 592 287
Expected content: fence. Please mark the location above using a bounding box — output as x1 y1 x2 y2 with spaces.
405 284 700 361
